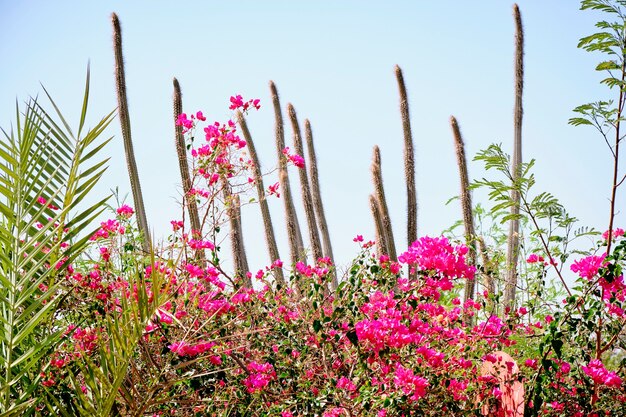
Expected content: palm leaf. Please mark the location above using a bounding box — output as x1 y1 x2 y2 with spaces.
0 68 112 415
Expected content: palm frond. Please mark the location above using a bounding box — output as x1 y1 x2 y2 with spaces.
0 69 112 415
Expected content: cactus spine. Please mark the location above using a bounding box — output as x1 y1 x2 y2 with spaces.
236 111 285 286
111 13 151 253
395 65 417 248
173 78 203 241
270 81 305 265
288 104 323 262
505 4 524 308
371 146 397 261
305 119 337 289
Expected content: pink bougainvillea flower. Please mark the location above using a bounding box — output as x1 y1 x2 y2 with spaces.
393 365 429 402
170 220 184 232
116 204 134 218
268 182 280 198
398 235 476 281
526 253 544 264
602 227 625 241
570 253 607 280
228 95 260 112
243 361 276 393
582 359 622 387
175 113 194 133
229 95 244 110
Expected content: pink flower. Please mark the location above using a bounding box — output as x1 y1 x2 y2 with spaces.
116 204 134 218
323 408 345 417
524 359 538 369
243 362 276 393
176 113 194 132
393 365 429 402
228 95 260 112
526 253 544 264
398 236 476 281
582 359 622 387
268 182 280 198
289 154 305 168
602 227 625 241
282 147 305 168
336 376 356 391
229 95 244 110
171 220 184 232
196 111 206 121
571 254 607 280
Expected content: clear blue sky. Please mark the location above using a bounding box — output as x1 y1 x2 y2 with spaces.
0 1 619 273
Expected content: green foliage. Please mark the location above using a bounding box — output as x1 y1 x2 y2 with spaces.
0 69 112 415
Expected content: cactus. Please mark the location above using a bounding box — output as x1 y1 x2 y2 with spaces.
172 78 203 244
371 146 397 261
270 81 305 264
236 111 285 286
477 236 496 303
369 194 388 258
395 65 417 248
450 116 477 304
304 119 337 289
287 104 323 262
111 13 151 253
505 4 524 308
280 170 302 267
226 192 251 287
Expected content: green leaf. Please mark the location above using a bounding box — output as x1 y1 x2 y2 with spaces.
596 60 620 71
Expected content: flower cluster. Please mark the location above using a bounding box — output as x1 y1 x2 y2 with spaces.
282 147 305 168
570 253 606 280
582 359 622 387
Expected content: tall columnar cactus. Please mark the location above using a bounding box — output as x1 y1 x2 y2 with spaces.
450 116 477 303
371 146 397 261
369 194 388 258
505 4 524 308
270 81 305 264
172 78 203 240
395 65 417 248
304 119 337 289
226 192 251 287
477 236 496 301
111 13 151 253
280 170 302 267
287 104 323 262
236 111 285 286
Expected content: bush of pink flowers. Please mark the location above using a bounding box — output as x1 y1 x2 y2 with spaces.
29 96 624 417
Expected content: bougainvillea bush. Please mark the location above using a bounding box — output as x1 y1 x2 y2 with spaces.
19 93 622 417
2 1 626 416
